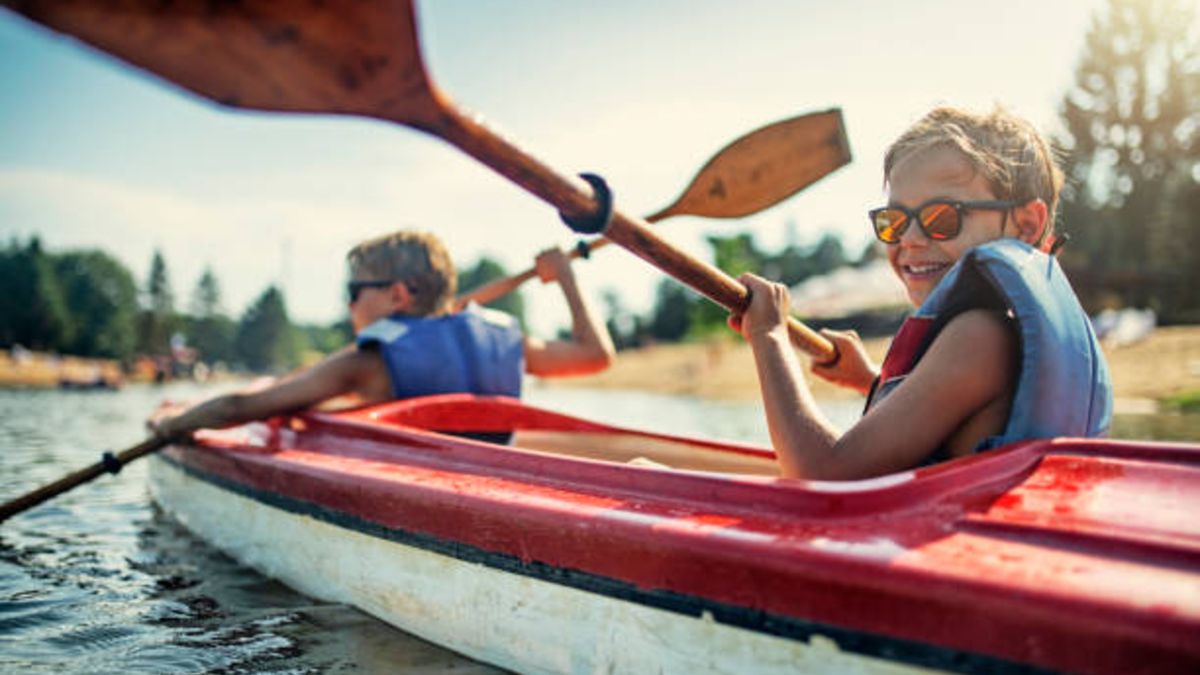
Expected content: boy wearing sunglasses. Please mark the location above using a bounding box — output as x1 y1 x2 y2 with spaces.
152 230 614 438
731 106 1112 479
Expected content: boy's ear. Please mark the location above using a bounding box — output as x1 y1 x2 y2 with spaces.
1011 199 1050 248
389 282 413 313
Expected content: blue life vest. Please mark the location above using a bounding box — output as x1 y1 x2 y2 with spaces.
356 304 524 399
865 239 1112 454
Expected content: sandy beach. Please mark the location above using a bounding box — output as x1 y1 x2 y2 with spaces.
547 325 1200 412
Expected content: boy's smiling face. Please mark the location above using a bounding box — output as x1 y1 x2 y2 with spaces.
885 147 1012 307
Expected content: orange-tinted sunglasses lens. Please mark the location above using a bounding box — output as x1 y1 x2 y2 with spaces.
872 208 908 243
918 202 960 240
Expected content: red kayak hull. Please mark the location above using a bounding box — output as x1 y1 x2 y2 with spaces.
152 394 1200 674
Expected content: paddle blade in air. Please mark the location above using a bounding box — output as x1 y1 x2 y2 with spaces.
3 0 445 128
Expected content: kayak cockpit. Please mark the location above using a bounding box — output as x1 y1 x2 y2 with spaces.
337 393 781 476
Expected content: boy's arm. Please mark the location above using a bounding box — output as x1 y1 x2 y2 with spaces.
151 348 384 437
523 247 616 377
737 274 1014 480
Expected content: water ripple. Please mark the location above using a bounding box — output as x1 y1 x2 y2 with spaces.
0 385 503 673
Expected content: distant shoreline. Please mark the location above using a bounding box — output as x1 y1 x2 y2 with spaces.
545 325 1200 414
0 349 124 390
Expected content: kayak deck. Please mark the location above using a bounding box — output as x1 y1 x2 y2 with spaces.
154 394 1200 674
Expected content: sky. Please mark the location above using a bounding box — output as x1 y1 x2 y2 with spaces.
0 0 1105 336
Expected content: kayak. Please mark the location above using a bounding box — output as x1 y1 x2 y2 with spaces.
147 394 1200 674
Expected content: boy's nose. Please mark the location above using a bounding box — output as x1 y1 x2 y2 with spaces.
898 218 929 246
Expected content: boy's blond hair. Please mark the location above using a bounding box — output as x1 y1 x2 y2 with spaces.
346 231 456 316
884 106 1064 244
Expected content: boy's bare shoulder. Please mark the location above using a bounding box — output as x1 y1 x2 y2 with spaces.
922 309 1017 386
941 309 1014 343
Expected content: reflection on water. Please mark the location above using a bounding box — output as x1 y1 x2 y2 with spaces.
0 383 1197 673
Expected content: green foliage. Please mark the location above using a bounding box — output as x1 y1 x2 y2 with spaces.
190 266 223 317
184 266 235 364
647 232 851 341
297 320 353 355
0 242 316 371
457 256 526 328
138 249 177 355
0 238 73 351
235 286 301 373
649 279 694 341
185 314 236 364
1163 389 1200 412
1057 0 1200 321
53 250 138 359
600 288 643 350
707 233 763 279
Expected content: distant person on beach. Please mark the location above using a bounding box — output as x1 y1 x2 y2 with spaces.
151 230 614 438
730 106 1113 480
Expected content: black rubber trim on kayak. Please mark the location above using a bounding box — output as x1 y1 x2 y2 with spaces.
560 173 613 235
157 454 1053 675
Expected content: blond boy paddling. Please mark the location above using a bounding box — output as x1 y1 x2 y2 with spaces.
153 231 614 437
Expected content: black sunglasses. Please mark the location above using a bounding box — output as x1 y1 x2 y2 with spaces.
869 199 1017 244
346 279 395 304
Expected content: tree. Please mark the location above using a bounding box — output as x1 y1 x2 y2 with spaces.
601 288 641 351
186 266 235 364
649 279 694 341
234 286 300 373
687 233 768 336
189 265 223 317
0 238 72 351
1057 0 1200 319
297 320 353 355
53 250 138 359
762 232 849 286
456 256 526 327
138 249 177 354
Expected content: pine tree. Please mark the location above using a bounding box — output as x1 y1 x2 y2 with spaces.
138 249 177 354
0 238 73 350
187 266 235 364
235 286 299 373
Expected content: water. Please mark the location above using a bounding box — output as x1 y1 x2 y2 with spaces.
0 384 1196 673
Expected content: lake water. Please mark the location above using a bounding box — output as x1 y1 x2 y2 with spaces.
1 383 1196 673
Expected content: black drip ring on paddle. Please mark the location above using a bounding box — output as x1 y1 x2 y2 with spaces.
560 173 613 235
575 239 592 260
101 451 123 475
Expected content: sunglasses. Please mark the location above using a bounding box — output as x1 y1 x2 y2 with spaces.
869 199 1017 244
346 279 395 304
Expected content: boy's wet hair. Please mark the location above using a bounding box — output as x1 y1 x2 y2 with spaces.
884 106 1064 243
346 230 456 316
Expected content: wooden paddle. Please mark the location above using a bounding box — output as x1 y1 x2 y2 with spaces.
4 0 843 363
454 110 850 310
0 436 172 522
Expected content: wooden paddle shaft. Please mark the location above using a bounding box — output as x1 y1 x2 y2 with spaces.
0 436 170 522
422 105 837 363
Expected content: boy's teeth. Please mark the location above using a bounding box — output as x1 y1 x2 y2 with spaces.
907 263 945 274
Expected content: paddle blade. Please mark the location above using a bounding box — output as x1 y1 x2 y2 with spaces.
651 109 852 221
3 0 445 128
